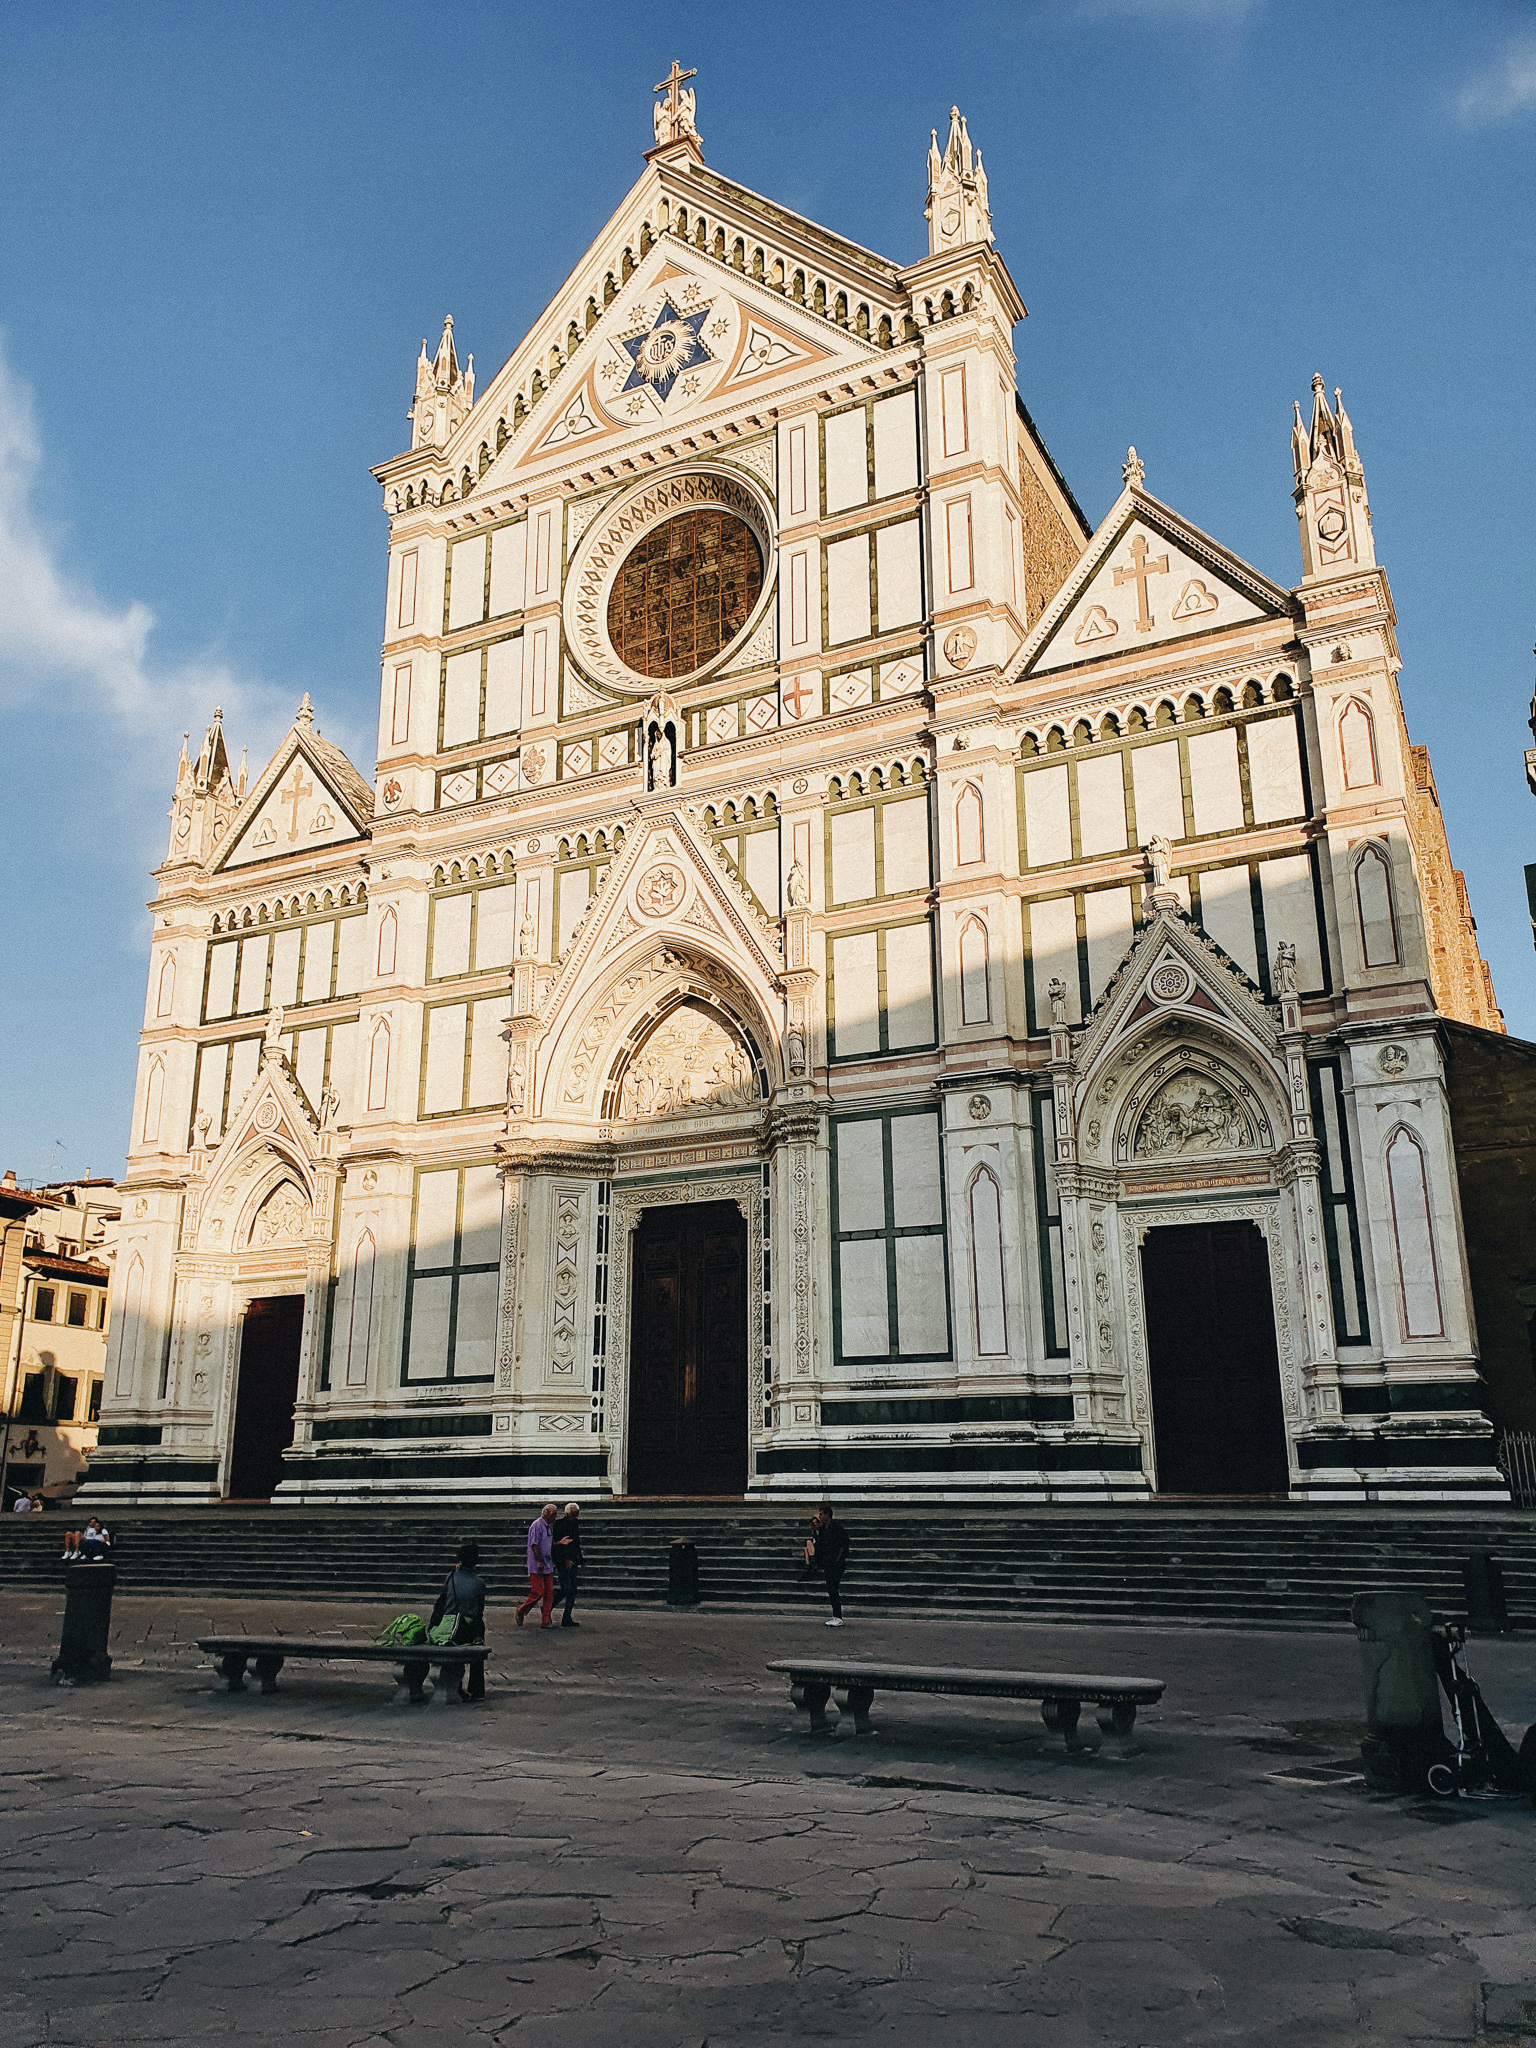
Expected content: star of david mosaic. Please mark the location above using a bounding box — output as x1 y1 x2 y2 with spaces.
617 295 715 403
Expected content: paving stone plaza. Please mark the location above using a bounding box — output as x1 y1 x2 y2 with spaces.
2 1590 1533 2046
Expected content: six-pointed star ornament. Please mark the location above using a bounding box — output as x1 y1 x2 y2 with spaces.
617 295 716 404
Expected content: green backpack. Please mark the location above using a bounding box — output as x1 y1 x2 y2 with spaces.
378 1613 427 1646
427 1614 461 1646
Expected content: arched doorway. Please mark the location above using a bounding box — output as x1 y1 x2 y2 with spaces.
227 1295 305 1498
1140 1220 1290 1495
628 1201 748 1495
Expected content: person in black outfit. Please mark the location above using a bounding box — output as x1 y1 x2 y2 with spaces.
431 1539 488 1700
803 1507 850 1626
553 1503 584 1627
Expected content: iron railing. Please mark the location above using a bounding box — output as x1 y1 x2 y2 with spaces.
1495 1432 1536 1509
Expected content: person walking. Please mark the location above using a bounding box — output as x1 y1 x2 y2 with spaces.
803 1506 851 1626
516 1503 557 1629
430 1539 488 1702
552 1503 585 1628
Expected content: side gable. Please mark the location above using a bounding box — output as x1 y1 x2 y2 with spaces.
214 713 372 874
1015 486 1295 682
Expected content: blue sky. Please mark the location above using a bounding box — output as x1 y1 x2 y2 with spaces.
1 0 1532 1181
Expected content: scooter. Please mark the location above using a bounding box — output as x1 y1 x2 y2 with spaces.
1426 1613 1531 1800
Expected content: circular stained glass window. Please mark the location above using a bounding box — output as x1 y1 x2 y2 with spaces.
606 508 764 681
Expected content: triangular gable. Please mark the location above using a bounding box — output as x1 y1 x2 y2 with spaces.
1075 901 1280 1083
215 728 371 872
505 245 863 477
1017 489 1294 680
414 147 907 495
539 805 784 1024
219 1043 320 1162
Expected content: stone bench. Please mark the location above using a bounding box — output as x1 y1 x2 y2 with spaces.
197 1636 490 1706
767 1658 1164 1751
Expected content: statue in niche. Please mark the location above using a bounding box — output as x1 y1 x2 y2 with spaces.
1047 976 1069 1026
785 859 810 910
785 1022 807 1075
618 1002 761 1121
1134 1072 1253 1159
1272 940 1298 995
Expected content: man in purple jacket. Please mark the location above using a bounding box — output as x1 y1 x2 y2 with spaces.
516 1503 558 1629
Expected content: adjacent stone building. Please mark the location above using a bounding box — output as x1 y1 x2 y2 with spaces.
4 1177 119 1503
91 83 1509 1508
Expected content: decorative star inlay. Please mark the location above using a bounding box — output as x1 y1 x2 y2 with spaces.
617 294 716 404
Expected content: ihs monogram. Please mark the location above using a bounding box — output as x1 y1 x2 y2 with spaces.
616 294 716 404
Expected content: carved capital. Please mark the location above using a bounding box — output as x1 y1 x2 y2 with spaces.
764 1103 823 1149
1272 1138 1323 1191
495 1138 616 1178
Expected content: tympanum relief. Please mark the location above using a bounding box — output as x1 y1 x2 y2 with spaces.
249 1180 312 1248
617 1002 761 1122
1133 1072 1256 1159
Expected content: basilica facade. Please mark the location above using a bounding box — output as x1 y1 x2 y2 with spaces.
90 80 1508 1508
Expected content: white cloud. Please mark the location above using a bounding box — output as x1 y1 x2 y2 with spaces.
0 334 277 736
1454 31 1536 127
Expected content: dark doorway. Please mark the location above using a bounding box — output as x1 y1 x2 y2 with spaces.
628 1201 748 1495
227 1296 305 1499
1140 1221 1290 1495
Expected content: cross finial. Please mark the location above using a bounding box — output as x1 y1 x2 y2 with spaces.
652 60 700 149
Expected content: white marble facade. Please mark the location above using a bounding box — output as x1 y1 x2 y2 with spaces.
91 93 1505 1507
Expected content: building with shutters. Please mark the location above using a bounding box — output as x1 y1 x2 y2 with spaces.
90 78 1510 1509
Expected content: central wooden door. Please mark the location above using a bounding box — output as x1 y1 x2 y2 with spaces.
227 1295 304 1499
1140 1220 1291 1496
627 1201 748 1496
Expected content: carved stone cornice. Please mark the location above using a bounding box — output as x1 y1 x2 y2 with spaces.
496 1137 616 1178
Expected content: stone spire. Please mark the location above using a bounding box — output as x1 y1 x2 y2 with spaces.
166 707 239 866
1292 372 1374 578
411 315 474 451
925 106 992 255
1122 447 1146 490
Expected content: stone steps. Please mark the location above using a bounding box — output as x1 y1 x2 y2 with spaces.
5 1507 1533 1630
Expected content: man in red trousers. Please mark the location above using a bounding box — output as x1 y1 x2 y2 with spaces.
516 1502 558 1629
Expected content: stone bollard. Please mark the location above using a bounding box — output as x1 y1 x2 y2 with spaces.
51 1564 116 1686
1351 1591 1446 1793
1463 1551 1511 1635
667 1540 700 1607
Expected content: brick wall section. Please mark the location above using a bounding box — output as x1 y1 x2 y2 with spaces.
1016 439 1088 630
1442 1019 1536 1431
1407 745 1503 1031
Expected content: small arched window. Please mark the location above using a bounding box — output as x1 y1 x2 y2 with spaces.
1354 843 1399 967
141 1061 164 1145
959 917 990 1024
346 1229 377 1387
377 905 398 979
955 784 984 866
968 1167 1008 1356
114 1255 145 1399
1340 700 1379 789
156 953 176 1018
366 1019 391 1112
1386 1126 1443 1338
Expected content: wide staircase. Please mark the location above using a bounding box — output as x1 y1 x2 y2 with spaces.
3 1503 1534 1630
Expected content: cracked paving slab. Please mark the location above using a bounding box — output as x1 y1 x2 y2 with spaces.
0 1589 1530 2045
